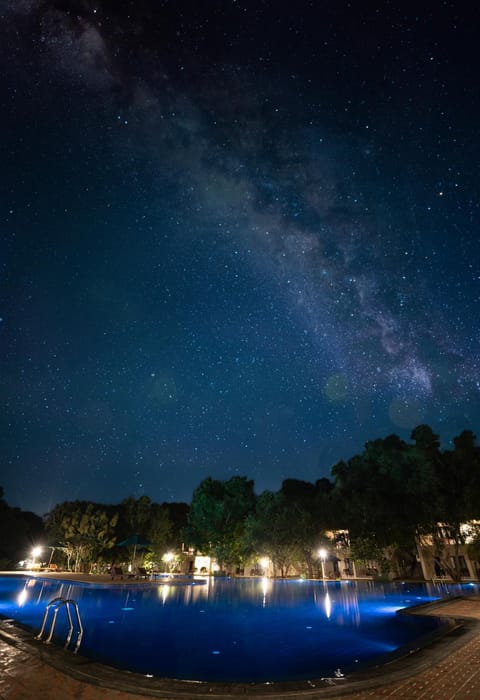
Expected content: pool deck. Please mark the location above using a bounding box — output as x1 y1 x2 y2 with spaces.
1 572 480 699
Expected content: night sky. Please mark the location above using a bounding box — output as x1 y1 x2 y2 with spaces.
2 1 479 516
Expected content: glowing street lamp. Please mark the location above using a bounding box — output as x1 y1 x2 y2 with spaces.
259 557 269 575
30 545 56 570
163 551 175 574
31 546 42 570
318 548 327 579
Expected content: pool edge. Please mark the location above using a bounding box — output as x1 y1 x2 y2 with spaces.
1 610 478 698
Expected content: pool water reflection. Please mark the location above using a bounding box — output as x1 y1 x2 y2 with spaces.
0 576 474 682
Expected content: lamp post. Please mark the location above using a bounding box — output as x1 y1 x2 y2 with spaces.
318 548 327 579
46 546 56 568
31 545 56 570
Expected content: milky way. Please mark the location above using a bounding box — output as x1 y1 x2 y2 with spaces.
2 1 479 514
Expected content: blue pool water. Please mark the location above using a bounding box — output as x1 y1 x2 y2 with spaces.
0 576 474 682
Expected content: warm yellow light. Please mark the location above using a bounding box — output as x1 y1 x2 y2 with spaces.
163 552 174 563
259 557 269 570
261 576 270 604
31 546 42 559
161 584 170 604
324 591 332 618
318 548 327 560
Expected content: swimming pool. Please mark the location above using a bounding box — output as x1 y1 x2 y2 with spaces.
0 575 472 682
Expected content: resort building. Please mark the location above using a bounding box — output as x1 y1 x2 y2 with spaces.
415 522 480 582
185 522 480 583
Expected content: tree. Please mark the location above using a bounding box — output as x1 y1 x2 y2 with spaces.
162 502 189 549
0 488 44 568
119 496 154 538
146 502 173 554
115 496 172 567
428 430 480 580
186 476 256 572
243 490 304 577
331 434 423 577
279 479 334 577
407 424 441 526
45 501 118 572
332 435 407 542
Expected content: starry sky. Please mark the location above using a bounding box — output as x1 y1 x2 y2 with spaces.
2 1 479 515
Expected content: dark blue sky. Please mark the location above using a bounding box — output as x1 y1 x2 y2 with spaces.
2 1 479 515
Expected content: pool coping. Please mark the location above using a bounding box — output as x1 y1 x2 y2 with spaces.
1 593 479 698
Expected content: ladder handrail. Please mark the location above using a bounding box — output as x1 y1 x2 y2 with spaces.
36 596 83 653
65 598 84 652
35 597 65 641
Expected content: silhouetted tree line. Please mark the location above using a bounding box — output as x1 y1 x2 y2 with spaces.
2 425 479 578
0 487 44 568
0 491 188 572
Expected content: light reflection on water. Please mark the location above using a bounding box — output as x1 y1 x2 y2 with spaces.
0 575 475 683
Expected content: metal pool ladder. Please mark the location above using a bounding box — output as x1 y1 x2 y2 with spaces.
35 597 84 653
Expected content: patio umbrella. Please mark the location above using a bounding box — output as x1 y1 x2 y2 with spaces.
117 534 153 570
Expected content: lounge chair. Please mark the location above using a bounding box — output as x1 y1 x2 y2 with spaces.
111 566 124 580
136 566 149 579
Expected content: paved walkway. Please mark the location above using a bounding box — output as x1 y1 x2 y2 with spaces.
1 580 480 699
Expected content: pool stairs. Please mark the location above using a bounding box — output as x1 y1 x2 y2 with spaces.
35 597 83 653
